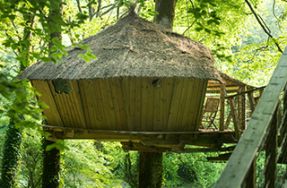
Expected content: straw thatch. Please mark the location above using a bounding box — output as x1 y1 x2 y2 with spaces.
21 12 222 81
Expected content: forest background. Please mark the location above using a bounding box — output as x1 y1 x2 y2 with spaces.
0 0 287 187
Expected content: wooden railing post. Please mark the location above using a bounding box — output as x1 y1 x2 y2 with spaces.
219 85 225 131
243 159 256 188
228 97 240 139
238 86 246 130
248 91 256 112
264 112 277 188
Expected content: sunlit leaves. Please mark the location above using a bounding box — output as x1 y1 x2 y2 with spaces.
77 44 97 63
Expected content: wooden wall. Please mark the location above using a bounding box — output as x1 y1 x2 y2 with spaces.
32 78 207 132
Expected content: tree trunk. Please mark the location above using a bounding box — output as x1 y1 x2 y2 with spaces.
154 0 177 30
47 0 62 54
0 11 34 188
42 139 61 188
0 124 22 188
42 1 62 187
138 152 163 188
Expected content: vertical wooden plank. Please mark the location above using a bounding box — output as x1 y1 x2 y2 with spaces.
194 80 208 131
219 85 225 131
180 79 195 131
31 80 63 126
121 77 133 130
160 78 174 130
49 80 86 128
127 78 142 131
176 78 189 131
139 78 154 131
135 78 142 131
78 80 105 129
128 78 136 130
152 78 162 130
109 79 127 130
98 79 117 130
167 78 184 131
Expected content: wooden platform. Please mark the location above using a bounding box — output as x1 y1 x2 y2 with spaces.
44 125 237 150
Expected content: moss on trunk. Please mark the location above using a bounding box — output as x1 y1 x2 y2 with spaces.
0 124 22 188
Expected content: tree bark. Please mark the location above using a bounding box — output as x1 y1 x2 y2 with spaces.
47 0 62 54
154 0 177 30
138 152 163 188
0 123 22 188
42 139 61 188
42 1 62 187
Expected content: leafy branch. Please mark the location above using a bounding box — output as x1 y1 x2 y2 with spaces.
245 0 283 53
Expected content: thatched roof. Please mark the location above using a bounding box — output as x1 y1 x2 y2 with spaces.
21 12 222 80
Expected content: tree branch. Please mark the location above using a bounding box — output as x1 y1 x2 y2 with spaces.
245 0 283 53
75 0 82 13
182 19 196 35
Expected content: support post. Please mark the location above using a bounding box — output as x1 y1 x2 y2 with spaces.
239 86 246 130
138 152 163 188
42 139 61 188
264 112 277 188
229 98 240 139
243 160 256 188
219 85 225 131
248 91 256 113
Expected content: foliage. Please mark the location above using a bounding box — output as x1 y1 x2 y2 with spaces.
1 0 287 187
163 152 224 187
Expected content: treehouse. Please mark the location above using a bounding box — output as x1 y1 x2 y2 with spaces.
21 12 259 152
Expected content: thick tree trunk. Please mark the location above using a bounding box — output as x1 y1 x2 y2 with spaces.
0 124 22 188
47 0 62 54
154 0 177 30
138 152 163 188
42 139 61 188
42 1 62 187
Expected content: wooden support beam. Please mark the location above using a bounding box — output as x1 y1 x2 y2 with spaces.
248 92 256 112
241 86 246 130
225 112 232 129
121 142 236 153
225 86 265 99
43 125 238 146
207 152 232 162
229 98 240 139
219 85 225 131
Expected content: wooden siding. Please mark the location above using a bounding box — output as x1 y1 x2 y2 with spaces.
34 78 207 132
